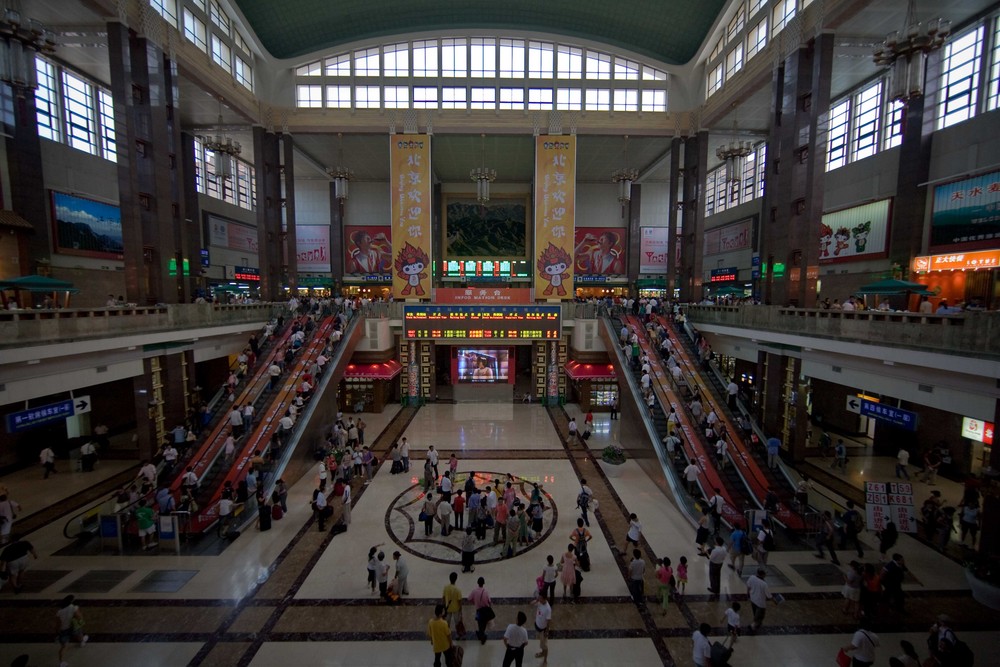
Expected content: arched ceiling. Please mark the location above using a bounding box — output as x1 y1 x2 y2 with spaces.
232 0 727 65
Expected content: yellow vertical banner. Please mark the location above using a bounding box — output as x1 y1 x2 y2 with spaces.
390 135 432 299
534 135 576 299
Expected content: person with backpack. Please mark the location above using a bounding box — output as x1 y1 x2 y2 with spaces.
577 479 594 527
840 500 865 558
728 521 750 575
570 518 592 571
928 614 975 667
756 520 776 565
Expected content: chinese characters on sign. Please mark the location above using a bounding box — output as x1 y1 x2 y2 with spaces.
931 169 1000 246
534 136 576 299
859 399 917 431
294 225 332 273
403 305 561 340
911 249 1000 272
435 288 532 305
865 482 917 533
390 136 432 299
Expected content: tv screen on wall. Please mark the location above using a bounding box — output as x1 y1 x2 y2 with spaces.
457 348 510 383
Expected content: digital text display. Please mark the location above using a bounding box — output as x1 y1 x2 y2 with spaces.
403 305 561 340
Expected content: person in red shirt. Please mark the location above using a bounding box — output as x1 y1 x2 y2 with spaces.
452 491 466 531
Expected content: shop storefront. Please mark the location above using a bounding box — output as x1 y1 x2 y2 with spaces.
340 360 402 413
342 280 392 300
564 360 617 412
911 249 1000 310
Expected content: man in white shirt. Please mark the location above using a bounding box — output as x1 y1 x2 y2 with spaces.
663 433 681 461
692 623 713 667
223 434 236 464
727 380 739 409
486 486 499 518
161 444 178 474
533 591 552 660
181 466 198 492
137 460 157 485
267 362 282 391
228 406 244 438
841 621 879 666
502 611 529 666
746 568 772 633
683 462 700 494
708 537 728 595
400 437 411 472
706 410 719 428
895 448 910 480
568 418 578 437
842 298 856 312
640 370 651 393
427 445 440 478
242 403 255 429
278 410 295 445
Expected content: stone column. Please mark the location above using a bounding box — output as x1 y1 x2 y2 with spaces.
329 181 344 293
254 126 282 301
180 132 203 296
626 184 641 289
4 86 50 271
107 22 186 304
760 33 834 307
282 134 298 292
666 138 682 298
679 132 708 302
888 95 933 272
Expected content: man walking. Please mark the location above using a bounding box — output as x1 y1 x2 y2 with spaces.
815 510 841 564
766 437 781 470
896 447 910 480
501 611 529 667
746 568 773 633
533 591 552 664
40 446 57 478
427 604 454 667
442 571 463 634
400 437 410 472
468 576 493 644
708 537 727 595
578 479 594 527
831 439 847 472
627 549 646 603
392 551 410 596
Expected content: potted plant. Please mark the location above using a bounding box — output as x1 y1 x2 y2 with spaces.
601 444 626 476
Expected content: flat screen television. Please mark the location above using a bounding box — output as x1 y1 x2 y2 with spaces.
456 348 510 383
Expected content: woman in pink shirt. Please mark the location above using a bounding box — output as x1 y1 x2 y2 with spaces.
468 577 494 645
656 557 674 614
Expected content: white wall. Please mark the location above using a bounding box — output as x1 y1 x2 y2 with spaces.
823 148 900 212
294 178 331 225
345 181 392 226
928 109 1000 182
639 182 671 228
577 183 627 228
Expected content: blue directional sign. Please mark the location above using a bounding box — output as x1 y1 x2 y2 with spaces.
860 399 917 431
5 396 91 434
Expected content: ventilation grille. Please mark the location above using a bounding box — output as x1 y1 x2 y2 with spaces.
583 322 595 349
918 384 933 393
831 366 842 373
367 320 379 341
96 366 108 373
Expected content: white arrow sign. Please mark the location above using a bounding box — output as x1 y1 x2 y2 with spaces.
73 395 92 415
845 396 861 414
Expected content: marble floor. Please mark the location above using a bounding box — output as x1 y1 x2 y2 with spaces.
1 404 996 667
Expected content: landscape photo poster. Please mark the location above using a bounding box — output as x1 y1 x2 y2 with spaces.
50 191 124 260
443 195 529 259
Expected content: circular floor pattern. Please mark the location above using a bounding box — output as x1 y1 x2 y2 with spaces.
385 470 559 566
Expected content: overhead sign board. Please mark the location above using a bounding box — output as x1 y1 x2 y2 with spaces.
403 305 561 340
5 395 91 434
865 481 916 533
846 396 861 414
962 416 994 445
860 399 916 431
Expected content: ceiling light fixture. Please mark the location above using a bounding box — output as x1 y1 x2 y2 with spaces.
611 135 638 214
0 8 56 96
716 109 753 202
327 132 353 202
470 133 496 203
873 0 950 103
203 97 241 181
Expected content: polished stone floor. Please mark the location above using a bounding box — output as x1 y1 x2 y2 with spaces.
1 404 996 667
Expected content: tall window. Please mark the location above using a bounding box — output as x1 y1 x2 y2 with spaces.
384 86 409 108
384 43 409 77
936 26 984 129
613 89 638 111
98 90 117 162
326 54 351 76
557 88 582 110
234 57 253 90
851 80 882 161
413 40 438 77
34 58 60 141
442 39 467 77
413 86 438 108
208 1 229 33
642 89 667 112
296 85 322 108
441 87 467 109
326 85 351 108
528 88 553 109
355 85 380 108
470 38 496 77
499 39 525 78
726 43 744 79
182 10 207 52
211 35 231 71
498 87 525 109
149 0 178 27
747 20 767 59
585 89 610 111
727 8 746 42
354 48 380 77
704 167 719 217
614 58 639 80
772 0 796 34
989 16 1000 110
707 63 724 97
528 42 554 78
470 87 496 109
558 46 582 79
748 0 765 17
586 52 611 79
883 99 905 150
826 99 850 170
61 71 97 155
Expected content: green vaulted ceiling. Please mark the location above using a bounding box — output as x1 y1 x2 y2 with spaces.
232 0 727 66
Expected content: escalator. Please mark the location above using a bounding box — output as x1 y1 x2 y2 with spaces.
658 315 804 530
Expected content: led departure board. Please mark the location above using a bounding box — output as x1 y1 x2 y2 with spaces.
404 305 561 340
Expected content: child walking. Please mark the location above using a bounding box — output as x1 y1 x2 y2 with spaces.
676 556 688 598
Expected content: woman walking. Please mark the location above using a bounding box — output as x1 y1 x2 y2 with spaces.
559 544 578 600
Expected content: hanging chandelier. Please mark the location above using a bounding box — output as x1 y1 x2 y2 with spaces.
204 98 241 181
326 132 353 202
716 115 753 202
873 0 950 104
611 135 639 208
470 133 496 203
0 8 56 95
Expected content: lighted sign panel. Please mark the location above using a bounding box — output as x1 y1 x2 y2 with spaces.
709 267 738 282
441 259 531 280
233 266 260 281
961 416 995 445
404 305 561 340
